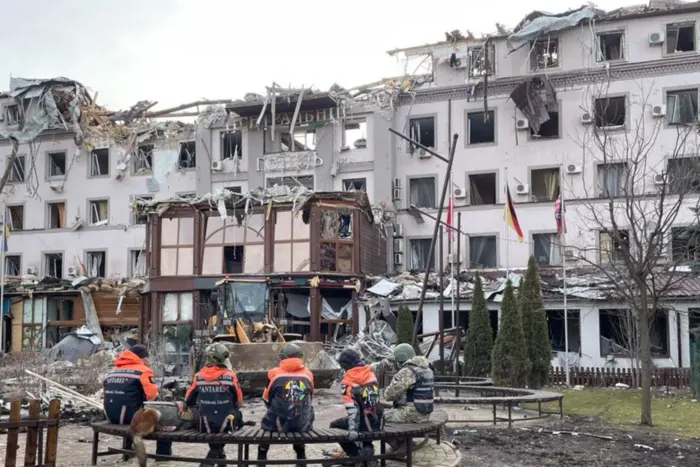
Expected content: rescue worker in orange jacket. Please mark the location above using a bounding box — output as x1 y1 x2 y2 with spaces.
330 349 382 466
258 343 315 467
103 345 173 458
185 343 244 466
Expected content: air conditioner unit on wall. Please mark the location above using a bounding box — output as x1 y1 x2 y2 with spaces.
648 32 664 46
515 183 530 195
211 160 223 171
394 223 404 237
418 149 431 159
580 112 594 124
454 187 466 199
654 173 665 185
393 252 403 265
516 118 529 130
651 105 666 118
566 164 583 175
67 266 78 276
392 178 402 201
26 267 38 275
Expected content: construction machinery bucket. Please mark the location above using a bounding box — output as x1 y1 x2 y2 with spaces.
222 342 341 395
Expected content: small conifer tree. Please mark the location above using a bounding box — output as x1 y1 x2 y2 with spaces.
520 256 553 388
491 279 530 387
396 304 414 345
463 274 493 377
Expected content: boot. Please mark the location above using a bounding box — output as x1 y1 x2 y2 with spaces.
295 446 308 467
257 450 267 467
200 447 226 467
361 445 377 467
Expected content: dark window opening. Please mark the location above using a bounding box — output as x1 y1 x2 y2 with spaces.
130 249 145 277
666 22 696 53
531 38 559 70
469 235 497 268
45 253 63 277
599 309 669 357
178 141 196 169
48 202 66 229
134 144 153 173
467 111 495 145
410 239 434 271
224 246 244 274
408 117 435 152
598 163 628 197
600 230 630 263
666 89 699 125
47 299 74 322
5 104 20 125
468 173 496 205
409 177 436 208
48 151 66 177
468 45 496 77
454 308 500 341
179 192 197 200
86 251 106 277
89 199 109 224
225 186 242 194
531 105 559 138
667 157 700 194
343 178 366 192
547 309 581 352
132 196 152 224
531 168 560 202
594 96 626 127
597 32 624 61
222 131 243 159
90 148 110 176
671 226 700 262
7 205 23 231
9 155 25 182
5 255 20 276
533 233 562 266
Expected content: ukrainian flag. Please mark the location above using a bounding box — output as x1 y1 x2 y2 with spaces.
2 214 9 252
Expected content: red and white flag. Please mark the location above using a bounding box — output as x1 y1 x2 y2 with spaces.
554 195 566 235
446 196 454 242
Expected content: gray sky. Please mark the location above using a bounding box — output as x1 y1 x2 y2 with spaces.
0 0 634 110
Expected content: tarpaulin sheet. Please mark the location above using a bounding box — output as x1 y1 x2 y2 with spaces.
507 6 597 53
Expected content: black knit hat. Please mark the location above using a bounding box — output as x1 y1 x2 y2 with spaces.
129 344 149 359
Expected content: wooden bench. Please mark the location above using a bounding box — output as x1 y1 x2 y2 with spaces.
90 409 447 466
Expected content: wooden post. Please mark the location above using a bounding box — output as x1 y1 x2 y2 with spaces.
5 400 21 466
23 400 41 466
44 399 61 465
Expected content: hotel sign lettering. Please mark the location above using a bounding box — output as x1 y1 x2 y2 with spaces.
256 151 323 173
234 107 338 129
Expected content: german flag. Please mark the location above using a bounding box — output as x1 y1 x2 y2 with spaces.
504 184 524 242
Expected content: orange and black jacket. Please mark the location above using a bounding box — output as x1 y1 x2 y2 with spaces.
340 365 382 432
103 350 158 424
185 364 244 434
261 357 315 431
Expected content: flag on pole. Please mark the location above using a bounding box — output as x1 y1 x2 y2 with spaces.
555 194 566 235
446 196 454 242
504 185 524 242
2 214 9 252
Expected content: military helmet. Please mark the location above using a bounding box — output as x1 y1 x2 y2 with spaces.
205 342 230 365
337 349 362 370
279 342 303 360
393 343 416 364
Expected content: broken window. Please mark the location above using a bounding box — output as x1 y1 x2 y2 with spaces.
408 117 435 152
598 163 628 197
530 38 559 70
667 157 700 194
45 298 76 349
134 144 153 174
280 128 316 152
533 233 562 266
22 300 43 351
86 251 106 277
599 309 669 357
671 226 700 262
469 235 497 268
48 202 66 229
599 230 630 263
468 173 497 205
89 148 109 177
89 200 109 225
531 168 560 202
131 195 152 224
320 209 353 272
666 22 696 54
594 96 626 128
410 239 434 271
467 111 495 145
7 205 23 231
48 151 66 177
531 105 559 138
178 141 196 169
468 45 496 77
597 32 625 61
44 252 63 277
342 178 366 192
224 245 244 274
130 249 145 277
179 192 197 200
161 293 194 374
5 104 20 126
5 255 20 275
221 131 243 159
666 89 699 125
8 155 25 182
547 309 580 352
409 177 436 209
343 119 367 149
266 176 314 190
225 186 242 194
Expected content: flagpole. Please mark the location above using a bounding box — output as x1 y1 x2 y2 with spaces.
505 167 510 276
1 202 6 354
559 166 570 387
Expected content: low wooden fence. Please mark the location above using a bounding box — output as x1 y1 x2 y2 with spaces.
1 399 61 467
550 367 691 388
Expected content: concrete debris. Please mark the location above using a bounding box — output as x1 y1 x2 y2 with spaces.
327 320 396 363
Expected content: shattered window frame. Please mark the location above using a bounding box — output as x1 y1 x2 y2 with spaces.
89 148 110 178
547 309 581 352
667 156 700 194
4 104 21 126
596 30 626 62
47 201 66 229
161 293 194 374
468 235 497 268
666 88 699 126
467 44 496 78
409 176 437 209
407 116 436 153
319 208 355 273
85 250 107 277
671 226 700 262
7 204 24 231
342 118 368 149
466 110 496 146
529 103 560 139
665 21 697 55
224 245 245 274
468 172 497 206
266 176 314 190
178 140 197 169
224 185 242 194
597 162 629 197
529 37 560 71
4 254 20 276
129 248 146 277
131 195 153 224
599 230 630 263
8 154 26 183
342 178 367 192
221 130 243 159
530 167 560 202
133 144 154 175
532 232 562 266
599 308 670 357
43 251 64 278
593 95 627 128
22 299 43 351
409 238 434 272
88 199 110 225
47 151 67 179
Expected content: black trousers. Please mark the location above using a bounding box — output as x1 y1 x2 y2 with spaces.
329 417 374 457
258 442 306 459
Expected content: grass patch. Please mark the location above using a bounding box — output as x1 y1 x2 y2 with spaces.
524 388 700 437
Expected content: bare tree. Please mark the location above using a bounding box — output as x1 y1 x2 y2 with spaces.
568 75 700 425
